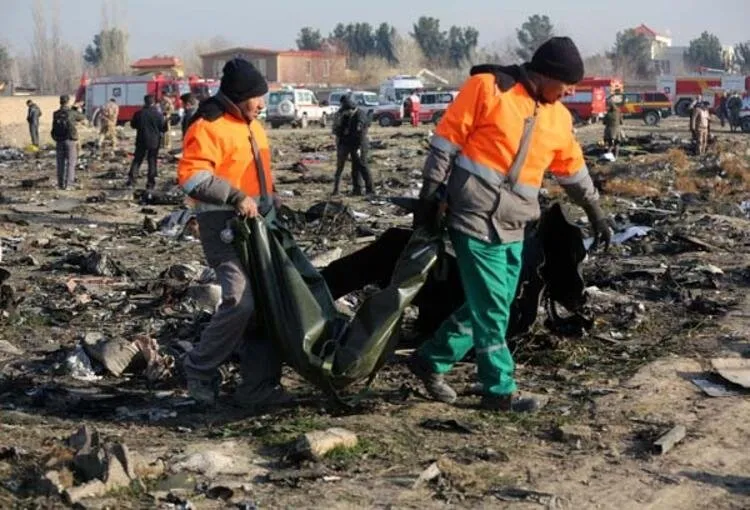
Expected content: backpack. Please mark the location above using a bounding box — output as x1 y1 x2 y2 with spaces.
51 109 71 141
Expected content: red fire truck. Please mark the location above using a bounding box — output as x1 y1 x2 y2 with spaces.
77 74 190 126
562 77 623 124
656 74 750 116
187 76 220 101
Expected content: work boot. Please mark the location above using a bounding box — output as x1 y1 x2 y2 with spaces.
232 382 294 413
187 376 220 406
480 394 542 413
407 352 457 404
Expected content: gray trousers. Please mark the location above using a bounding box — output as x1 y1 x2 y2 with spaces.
183 211 282 393
55 140 77 189
29 122 39 147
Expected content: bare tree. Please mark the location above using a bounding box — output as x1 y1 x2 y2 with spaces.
176 36 234 76
28 0 82 94
31 0 52 93
392 36 426 74
583 53 613 76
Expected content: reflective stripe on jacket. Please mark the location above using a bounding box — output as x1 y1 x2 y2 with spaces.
178 112 273 213
422 67 598 243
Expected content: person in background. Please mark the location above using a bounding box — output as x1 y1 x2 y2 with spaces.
717 92 729 128
332 93 374 196
407 89 421 127
160 95 175 151
603 101 623 158
127 95 166 189
408 37 611 413
26 99 42 148
696 102 710 156
97 98 119 158
50 94 86 190
180 93 198 139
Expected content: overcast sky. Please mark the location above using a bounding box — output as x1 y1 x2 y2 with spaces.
1 0 748 59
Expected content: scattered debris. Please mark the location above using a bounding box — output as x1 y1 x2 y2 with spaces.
491 487 563 508
293 428 359 461
711 358 750 388
653 425 687 455
691 377 744 397
419 418 475 435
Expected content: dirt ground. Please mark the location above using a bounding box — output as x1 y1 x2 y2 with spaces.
0 115 749 510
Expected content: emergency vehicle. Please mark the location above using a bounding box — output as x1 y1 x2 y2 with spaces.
378 75 424 104
561 77 622 124
372 90 458 127
612 91 672 125
187 76 219 101
657 74 750 117
78 74 189 126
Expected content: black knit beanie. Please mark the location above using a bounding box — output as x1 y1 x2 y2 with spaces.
220 58 269 104
527 37 584 84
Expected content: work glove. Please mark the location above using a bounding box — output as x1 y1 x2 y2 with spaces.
583 202 612 251
414 183 447 234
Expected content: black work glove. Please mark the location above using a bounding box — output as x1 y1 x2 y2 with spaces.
583 202 612 251
414 181 446 234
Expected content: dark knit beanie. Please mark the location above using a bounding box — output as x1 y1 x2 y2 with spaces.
527 37 584 84
220 58 269 104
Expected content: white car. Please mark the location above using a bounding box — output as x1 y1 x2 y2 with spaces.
324 89 379 119
266 88 328 129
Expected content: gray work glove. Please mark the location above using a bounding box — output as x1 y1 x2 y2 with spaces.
583 202 612 251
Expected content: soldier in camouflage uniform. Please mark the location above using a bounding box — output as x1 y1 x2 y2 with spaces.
160 96 175 150
98 98 119 157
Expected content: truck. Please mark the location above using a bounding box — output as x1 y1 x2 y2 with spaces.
187 76 219 101
561 77 621 124
80 74 189 126
657 74 750 117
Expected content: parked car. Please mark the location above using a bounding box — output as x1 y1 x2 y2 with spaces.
373 90 458 127
266 87 328 129
611 91 672 126
324 89 379 119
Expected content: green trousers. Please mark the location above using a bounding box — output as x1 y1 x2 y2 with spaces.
418 229 523 396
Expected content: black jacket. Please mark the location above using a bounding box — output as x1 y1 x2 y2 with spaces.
131 105 166 149
334 106 369 146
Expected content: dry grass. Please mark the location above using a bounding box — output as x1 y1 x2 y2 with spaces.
719 154 750 190
602 177 662 198
663 148 690 172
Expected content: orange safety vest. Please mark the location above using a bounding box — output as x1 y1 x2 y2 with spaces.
178 114 273 205
430 73 588 199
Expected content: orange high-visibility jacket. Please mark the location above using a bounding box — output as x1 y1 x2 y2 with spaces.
178 113 273 211
423 69 598 243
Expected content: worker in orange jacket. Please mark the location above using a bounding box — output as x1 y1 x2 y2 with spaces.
177 58 288 409
408 37 612 413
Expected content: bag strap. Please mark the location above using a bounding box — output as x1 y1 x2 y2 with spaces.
248 124 274 217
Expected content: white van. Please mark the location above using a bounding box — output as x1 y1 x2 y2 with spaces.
378 75 424 104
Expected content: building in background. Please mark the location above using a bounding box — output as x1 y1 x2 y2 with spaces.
131 56 184 77
200 47 347 87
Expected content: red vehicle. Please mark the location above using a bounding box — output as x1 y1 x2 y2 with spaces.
562 77 623 124
79 74 189 126
187 76 220 101
657 74 750 116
